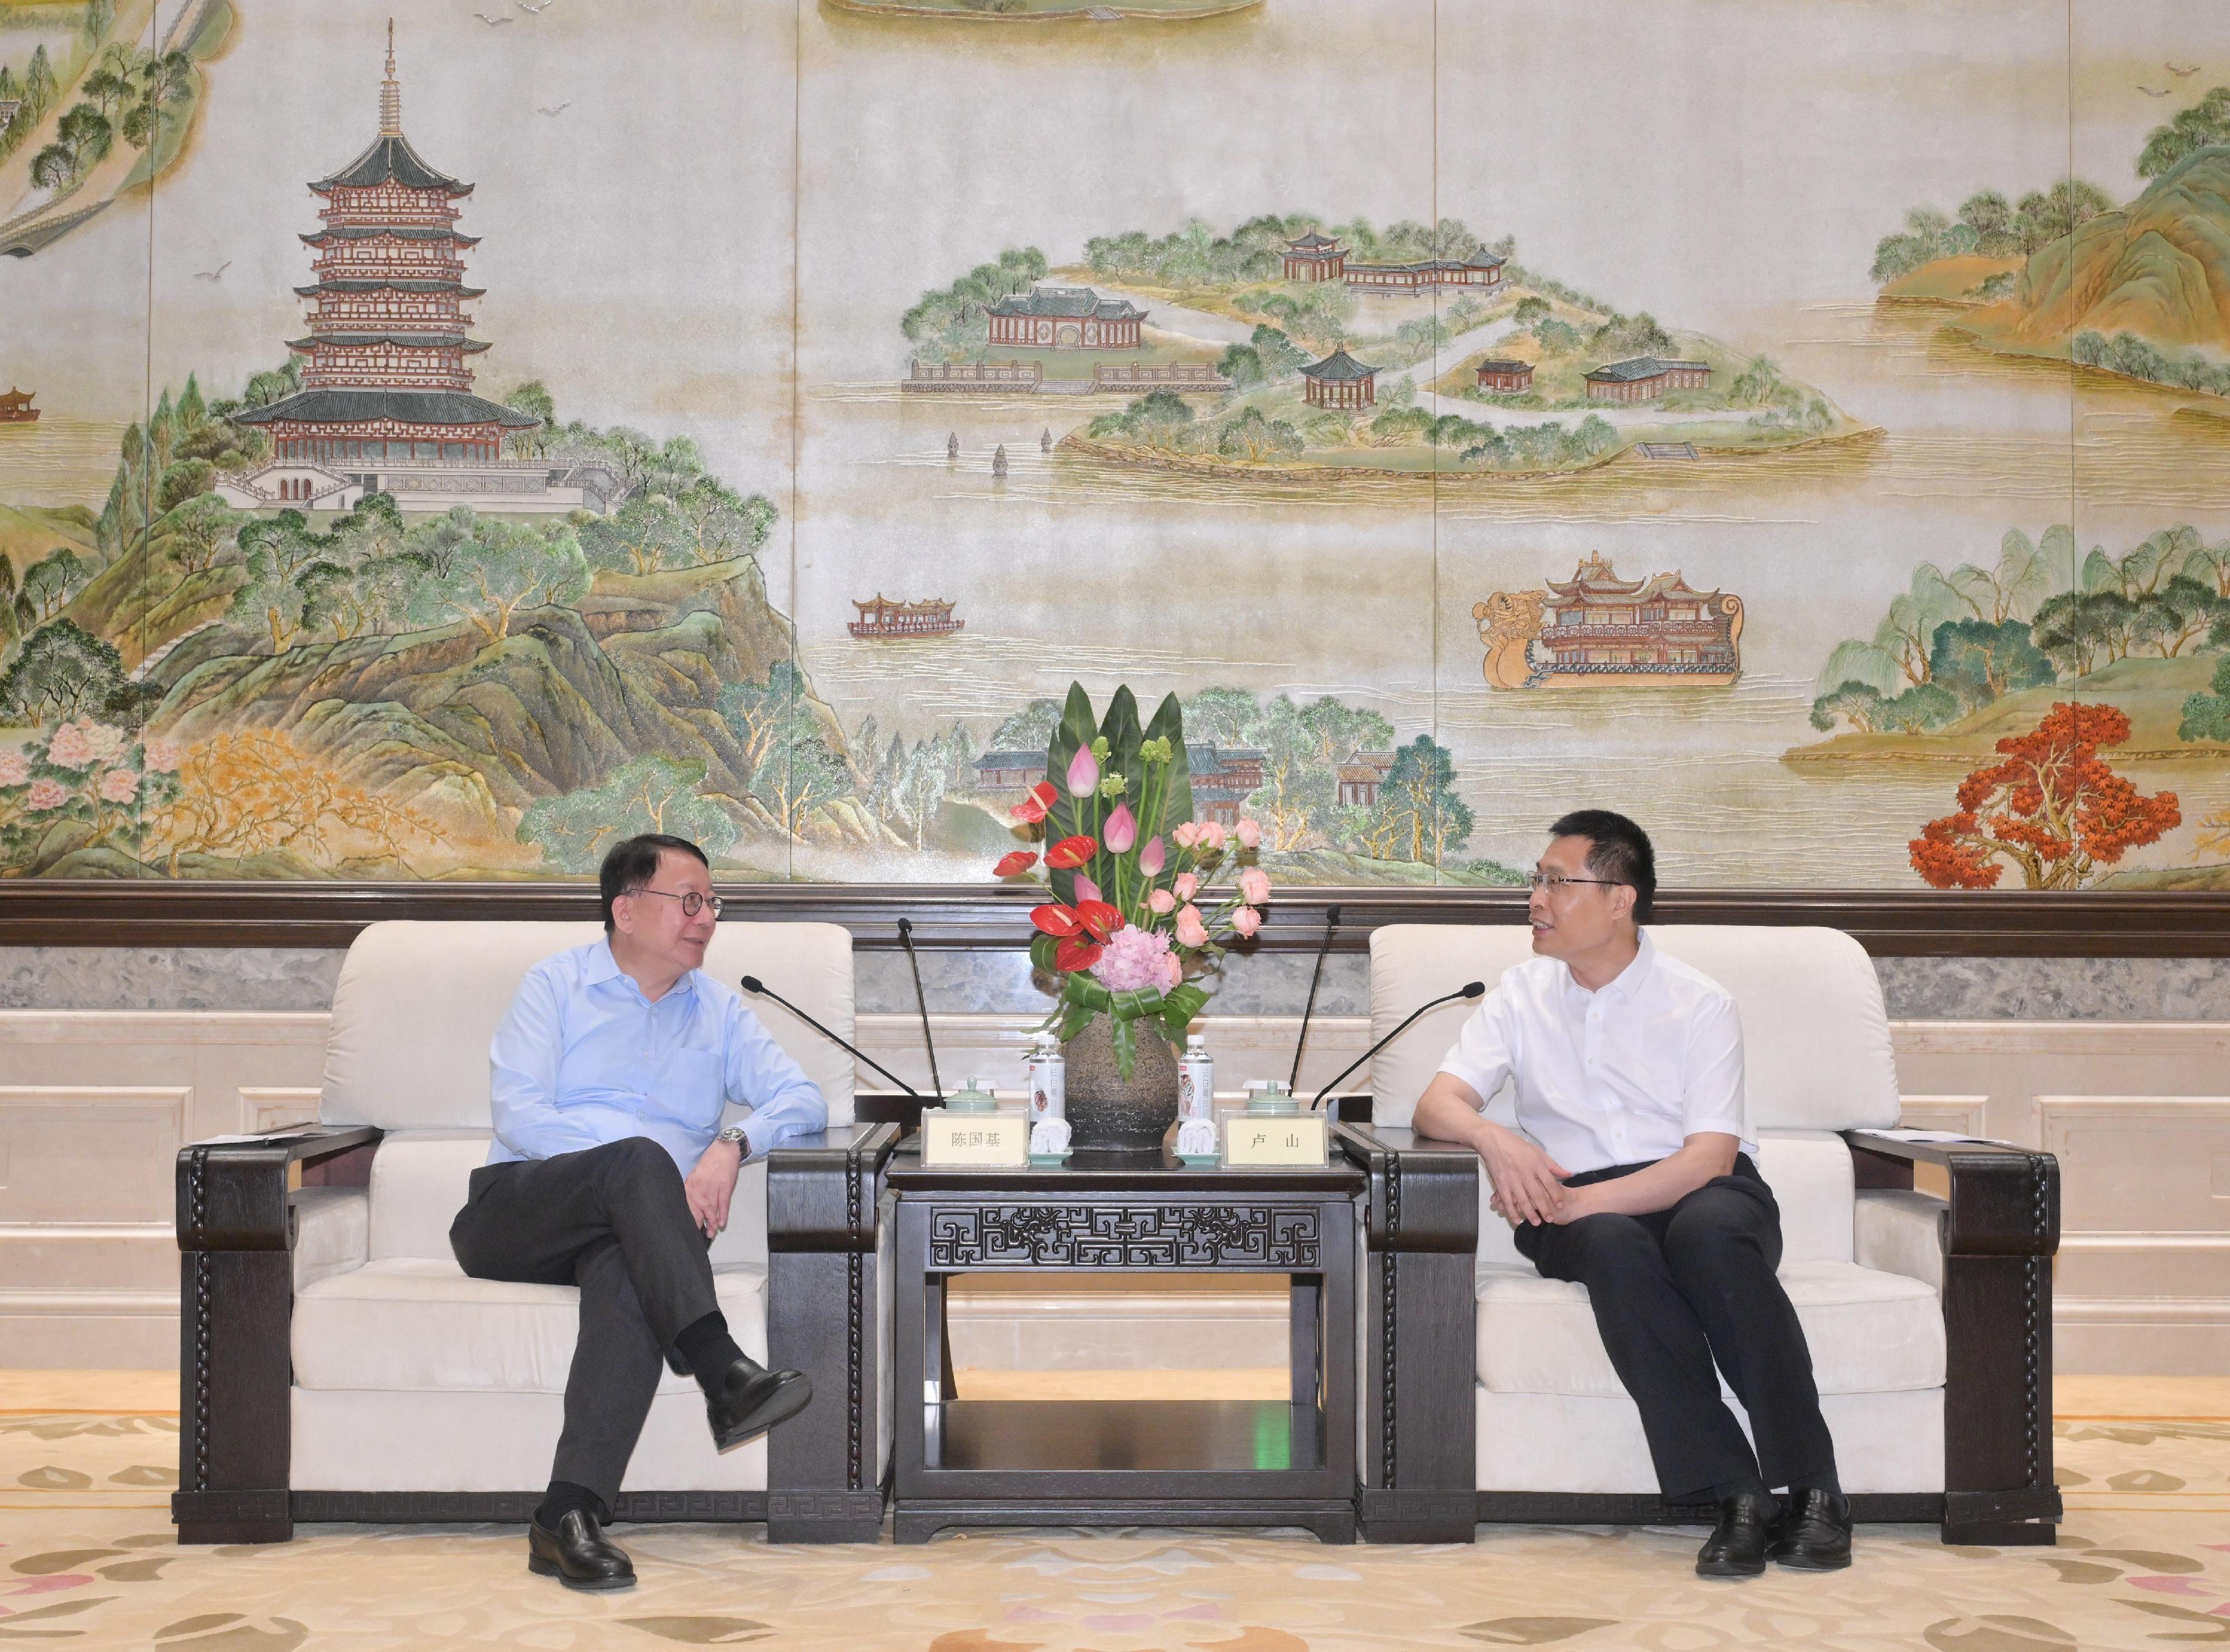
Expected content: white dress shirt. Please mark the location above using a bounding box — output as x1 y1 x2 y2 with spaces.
1434 930 1753 1174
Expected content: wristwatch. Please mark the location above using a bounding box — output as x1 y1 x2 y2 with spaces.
716 1124 750 1153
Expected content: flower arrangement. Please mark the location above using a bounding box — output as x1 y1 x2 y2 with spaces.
992 682 1270 1080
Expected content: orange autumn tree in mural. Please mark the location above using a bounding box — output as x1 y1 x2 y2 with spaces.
146 731 437 877
1910 703 2181 891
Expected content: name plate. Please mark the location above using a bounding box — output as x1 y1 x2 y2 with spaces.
922 1110 1029 1168
1222 1113 1328 1168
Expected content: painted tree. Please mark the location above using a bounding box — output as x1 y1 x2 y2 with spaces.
2139 86 2230 178
2179 654 2230 745
16 550 89 624
0 621 128 723
1358 734 1472 867
516 754 739 873
406 519 590 643
1810 680 1886 734
1927 618 2053 708
146 730 434 876
1909 702 2180 890
717 661 817 791
162 494 245 576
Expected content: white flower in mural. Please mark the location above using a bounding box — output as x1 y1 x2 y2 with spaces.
78 722 128 763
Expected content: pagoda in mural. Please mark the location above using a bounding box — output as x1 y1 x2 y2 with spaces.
1472 553 1745 689
222 26 615 516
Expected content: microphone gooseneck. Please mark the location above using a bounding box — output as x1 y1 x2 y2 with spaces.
896 917 944 1102
1308 980 1486 1110
1288 902 1341 1090
742 975 919 1098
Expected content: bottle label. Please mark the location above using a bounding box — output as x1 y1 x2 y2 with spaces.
1029 1057 1065 1121
1179 1058 1214 1121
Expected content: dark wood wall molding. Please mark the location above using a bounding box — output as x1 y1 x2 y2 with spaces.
2 881 2226 956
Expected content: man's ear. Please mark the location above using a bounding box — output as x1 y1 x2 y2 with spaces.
1611 882 1637 925
610 893 636 937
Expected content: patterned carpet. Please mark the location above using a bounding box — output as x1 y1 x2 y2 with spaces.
4 1378 2227 1651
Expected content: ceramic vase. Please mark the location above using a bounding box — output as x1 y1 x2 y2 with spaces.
1060 1015 1180 1154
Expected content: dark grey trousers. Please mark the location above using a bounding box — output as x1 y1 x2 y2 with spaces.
449 1135 719 1511
1513 1154 1839 1503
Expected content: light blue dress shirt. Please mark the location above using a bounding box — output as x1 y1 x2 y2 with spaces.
486 939 827 1171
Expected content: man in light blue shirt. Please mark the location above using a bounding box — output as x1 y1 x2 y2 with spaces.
450 833 827 1591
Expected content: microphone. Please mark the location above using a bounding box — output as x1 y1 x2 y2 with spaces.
741 975 919 1098
1288 902 1341 1091
1308 981 1486 1110
896 917 944 1102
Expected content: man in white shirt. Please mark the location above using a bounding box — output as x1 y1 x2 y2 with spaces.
1412 810 1850 1579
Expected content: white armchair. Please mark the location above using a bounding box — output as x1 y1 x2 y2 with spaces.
173 919 896 1544
1336 924 2059 1546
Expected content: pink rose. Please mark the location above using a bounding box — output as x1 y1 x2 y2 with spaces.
1147 888 1176 915
1164 952 1184 988
1175 904 1210 949
78 722 126 763
25 778 68 812
43 723 92 769
1172 822 1201 848
0 749 28 786
1232 906 1262 938
1235 817 1262 849
1237 867 1271 906
99 767 139 803
1138 835 1165 876
1173 872 1199 902
1197 820 1228 853
141 739 183 774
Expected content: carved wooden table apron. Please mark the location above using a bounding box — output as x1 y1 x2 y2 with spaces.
888 1151 1365 1544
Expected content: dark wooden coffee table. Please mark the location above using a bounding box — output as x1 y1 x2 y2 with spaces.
886 1146 1365 1544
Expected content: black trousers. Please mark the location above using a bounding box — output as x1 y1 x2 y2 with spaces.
1512 1154 1838 1503
449 1136 720 1512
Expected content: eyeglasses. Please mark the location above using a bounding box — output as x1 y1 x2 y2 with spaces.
627 887 725 917
1525 872 1627 894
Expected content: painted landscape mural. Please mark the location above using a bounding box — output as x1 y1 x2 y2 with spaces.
1 0 2227 891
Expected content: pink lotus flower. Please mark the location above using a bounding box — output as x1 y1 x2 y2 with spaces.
1238 867 1271 906
43 723 93 769
1138 835 1165 876
1172 822 1201 848
1175 904 1210 949
0 749 28 787
1092 924 1175 993
1147 888 1176 915
1173 871 1199 901
1235 817 1262 849
141 739 183 775
1066 746 1099 800
1073 873 1102 905
25 778 67 812
98 767 139 804
1103 801 1137 854
1197 820 1228 853
79 722 126 763
1232 906 1262 938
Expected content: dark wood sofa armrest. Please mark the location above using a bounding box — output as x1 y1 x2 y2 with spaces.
1333 1120 1480 1543
764 1117 900 1542
173 1125 382 1546
1843 1131 2062 1546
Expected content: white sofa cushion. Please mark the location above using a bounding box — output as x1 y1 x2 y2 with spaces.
321 919 857 1131
1475 1259 1944 1397
1366 924 1900 1134
293 1258 767 1395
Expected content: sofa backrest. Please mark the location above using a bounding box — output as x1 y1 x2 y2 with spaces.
1366 924 1901 1135
321 920 857 1131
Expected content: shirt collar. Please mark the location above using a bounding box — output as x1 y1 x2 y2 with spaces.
1564 929 1655 1004
583 937 698 1002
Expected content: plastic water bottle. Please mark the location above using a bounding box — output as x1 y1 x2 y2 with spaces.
1179 1032 1215 1123
1026 1033 1065 1124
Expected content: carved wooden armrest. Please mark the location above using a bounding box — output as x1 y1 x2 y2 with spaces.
765 1118 900 1542
174 1125 383 1546
1333 1119 1480 1544
1844 1131 2062 1546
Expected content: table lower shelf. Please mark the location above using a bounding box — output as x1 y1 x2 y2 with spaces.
924 1398 1322 1475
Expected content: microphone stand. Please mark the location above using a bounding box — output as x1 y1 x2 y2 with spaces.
1308 981 1486 1110
1288 902 1340 1092
741 975 919 1097
896 917 944 1102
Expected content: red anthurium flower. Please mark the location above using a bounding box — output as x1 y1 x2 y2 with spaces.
1054 934 1104 972
1045 834 1098 870
1072 899 1124 942
993 850 1039 878
1009 782 1058 824
1031 903 1083 937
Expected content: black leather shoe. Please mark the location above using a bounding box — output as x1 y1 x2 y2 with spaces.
527 1511 634 1592
705 1357 813 1452
1695 1491 1778 1578
1770 1486 1854 1570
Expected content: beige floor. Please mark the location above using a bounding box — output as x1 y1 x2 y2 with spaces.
4 1371 2226 1650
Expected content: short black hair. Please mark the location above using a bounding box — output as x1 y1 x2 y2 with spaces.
599 833 710 933
1547 809 1656 922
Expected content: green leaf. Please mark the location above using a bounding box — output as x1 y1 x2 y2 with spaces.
1065 975 1112 1014
1161 982 1209 1038
1044 681 1099 906
1107 985 1165 1023
1058 1000 1092 1044
1029 932 1059 973
1110 1014 1137 1082
1142 691 1194 843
